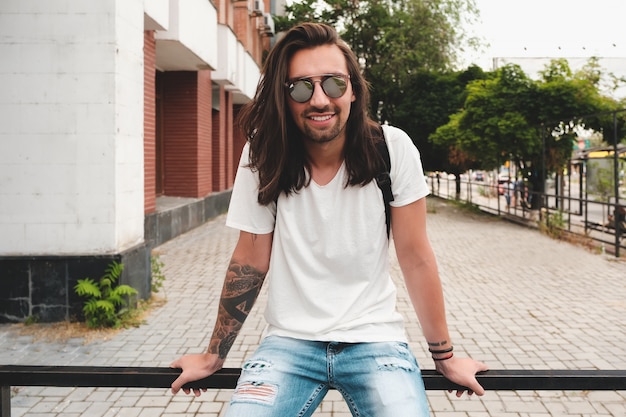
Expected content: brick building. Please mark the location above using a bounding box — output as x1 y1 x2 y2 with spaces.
0 0 284 322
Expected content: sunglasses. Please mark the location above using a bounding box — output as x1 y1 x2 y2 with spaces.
285 74 350 103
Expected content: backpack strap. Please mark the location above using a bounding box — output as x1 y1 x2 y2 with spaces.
374 128 393 239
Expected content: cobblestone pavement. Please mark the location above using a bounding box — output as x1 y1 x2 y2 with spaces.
1 197 625 416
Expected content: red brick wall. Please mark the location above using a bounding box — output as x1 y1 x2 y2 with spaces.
148 1 271 201
209 86 238 191
197 70 213 196
233 1 250 52
225 91 235 188
143 31 157 213
161 71 213 198
212 85 226 191
232 105 247 183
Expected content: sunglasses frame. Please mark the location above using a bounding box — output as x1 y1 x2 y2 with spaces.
285 73 351 103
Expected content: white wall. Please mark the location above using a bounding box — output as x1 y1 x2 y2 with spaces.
114 0 147 252
154 0 218 71
145 0 169 30
0 0 145 255
228 43 261 105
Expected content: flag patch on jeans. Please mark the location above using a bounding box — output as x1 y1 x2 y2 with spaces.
232 380 278 405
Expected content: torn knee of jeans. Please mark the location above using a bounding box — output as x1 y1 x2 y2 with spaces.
242 359 272 373
376 356 415 372
232 380 278 406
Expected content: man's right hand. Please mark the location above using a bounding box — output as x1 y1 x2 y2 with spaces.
170 353 225 396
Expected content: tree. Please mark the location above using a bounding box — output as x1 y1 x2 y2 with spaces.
274 0 480 121
458 64 537 165
274 0 344 32
533 59 620 200
430 113 479 197
392 66 487 172
436 59 620 208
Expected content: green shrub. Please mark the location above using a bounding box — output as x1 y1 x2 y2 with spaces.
539 209 565 239
151 254 166 295
74 261 138 329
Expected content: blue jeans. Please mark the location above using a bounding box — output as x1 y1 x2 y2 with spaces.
225 336 430 417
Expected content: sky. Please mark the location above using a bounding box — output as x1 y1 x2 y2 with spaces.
463 0 626 70
284 0 626 97
460 0 626 98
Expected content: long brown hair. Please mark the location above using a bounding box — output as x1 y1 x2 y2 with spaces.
237 23 385 205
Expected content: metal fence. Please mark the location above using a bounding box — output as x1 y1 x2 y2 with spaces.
429 174 625 257
429 108 626 256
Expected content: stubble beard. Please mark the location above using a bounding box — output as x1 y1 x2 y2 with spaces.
301 107 346 144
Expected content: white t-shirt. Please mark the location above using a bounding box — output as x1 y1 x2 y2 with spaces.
226 125 430 343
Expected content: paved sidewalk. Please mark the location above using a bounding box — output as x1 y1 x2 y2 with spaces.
1 197 625 416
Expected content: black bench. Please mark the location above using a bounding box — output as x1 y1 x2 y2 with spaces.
1 365 626 417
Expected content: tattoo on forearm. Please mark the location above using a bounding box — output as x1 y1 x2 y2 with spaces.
209 260 266 358
428 340 449 347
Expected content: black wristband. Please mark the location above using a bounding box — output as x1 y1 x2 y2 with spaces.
428 346 453 355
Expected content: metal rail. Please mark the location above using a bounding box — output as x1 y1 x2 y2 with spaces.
1 366 625 417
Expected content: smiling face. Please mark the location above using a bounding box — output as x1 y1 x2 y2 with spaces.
286 44 356 145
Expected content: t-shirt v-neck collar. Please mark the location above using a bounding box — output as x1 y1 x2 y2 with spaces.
310 161 346 188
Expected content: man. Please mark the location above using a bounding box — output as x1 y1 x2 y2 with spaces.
170 22 488 416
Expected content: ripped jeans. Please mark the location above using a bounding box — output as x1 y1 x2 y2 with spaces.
225 336 430 417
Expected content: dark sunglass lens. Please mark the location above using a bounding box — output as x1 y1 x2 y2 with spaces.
290 80 314 103
321 76 347 98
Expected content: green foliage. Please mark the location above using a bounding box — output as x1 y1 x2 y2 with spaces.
539 209 566 239
433 59 622 201
273 1 625 190
448 199 484 215
426 198 438 214
151 254 166 295
587 160 619 221
275 0 479 122
478 184 497 198
591 164 616 200
393 66 488 172
457 64 538 168
74 261 138 329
